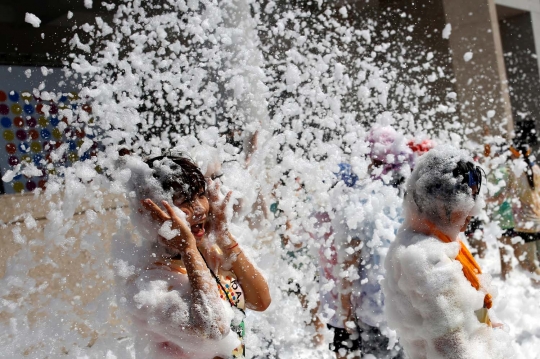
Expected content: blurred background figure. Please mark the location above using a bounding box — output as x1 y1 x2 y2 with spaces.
315 163 360 358
319 126 412 359
484 143 516 280
506 145 540 284
462 146 490 259
408 138 434 159
367 126 414 192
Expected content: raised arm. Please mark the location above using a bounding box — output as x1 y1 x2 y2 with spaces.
205 179 271 311
222 234 271 311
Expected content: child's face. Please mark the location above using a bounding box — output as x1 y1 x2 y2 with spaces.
174 191 210 240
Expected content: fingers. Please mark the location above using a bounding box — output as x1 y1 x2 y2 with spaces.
222 191 232 209
162 200 187 222
141 199 171 222
161 200 177 218
206 178 220 201
161 200 192 234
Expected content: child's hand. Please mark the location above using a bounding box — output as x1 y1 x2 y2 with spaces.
141 199 195 250
206 179 232 243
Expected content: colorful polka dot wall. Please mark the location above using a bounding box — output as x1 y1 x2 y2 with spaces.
0 89 98 194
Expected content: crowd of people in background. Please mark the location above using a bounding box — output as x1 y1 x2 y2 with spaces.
286 125 540 358
117 123 540 359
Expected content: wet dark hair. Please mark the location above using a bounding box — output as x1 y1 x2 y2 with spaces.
144 155 206 202
452 160 483 199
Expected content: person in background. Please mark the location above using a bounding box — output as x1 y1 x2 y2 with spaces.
507 145 540 283
484 144 516 280
407 138 434 159
315 163 361 358
461 145 490 259
383 146 511 359
321 125 411 359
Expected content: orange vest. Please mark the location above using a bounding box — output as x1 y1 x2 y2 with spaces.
425 222 493 325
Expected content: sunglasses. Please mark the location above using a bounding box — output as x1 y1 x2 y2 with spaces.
466 166 483 199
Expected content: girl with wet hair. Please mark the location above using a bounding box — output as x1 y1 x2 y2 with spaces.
383 146 512 359
117 153 271 359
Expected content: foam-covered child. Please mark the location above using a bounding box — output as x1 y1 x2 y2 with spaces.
383 145 513 359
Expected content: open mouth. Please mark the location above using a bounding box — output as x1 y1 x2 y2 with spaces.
191 222 205 238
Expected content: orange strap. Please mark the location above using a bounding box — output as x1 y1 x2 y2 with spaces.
426 222 493 309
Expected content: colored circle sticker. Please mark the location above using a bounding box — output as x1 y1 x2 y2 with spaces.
11 104 22 115
14 117 24 127
69 92 79 101
28 129 39 140
82 104 92 113
18 142 30 153
26 181 36 192
38 117 48 127
59 94 68 103
52 128 62 139
38 180 47 189
36 103 44 114
68 140 77 151
8 155 19 166
0 91 6 102
68 152 79 162
14 174 22 180
0 104 9 115
33 154 43 166
6 143 17 154
31 142 42 153
26 117 36 127
40 129 51 139
3 130 14 141
64 128 74 138
13 182 24 193
21 154 31 163
9 91 19 102
23 104 34 115
16 130 27 141
50 116 60 126
49 104 58 115
21 91 32 101
1 117 11 128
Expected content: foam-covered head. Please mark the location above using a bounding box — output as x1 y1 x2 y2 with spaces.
367 125 413 179
118 153 206 243
367 125 412 164
403 145 482 234
145 155 206 203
